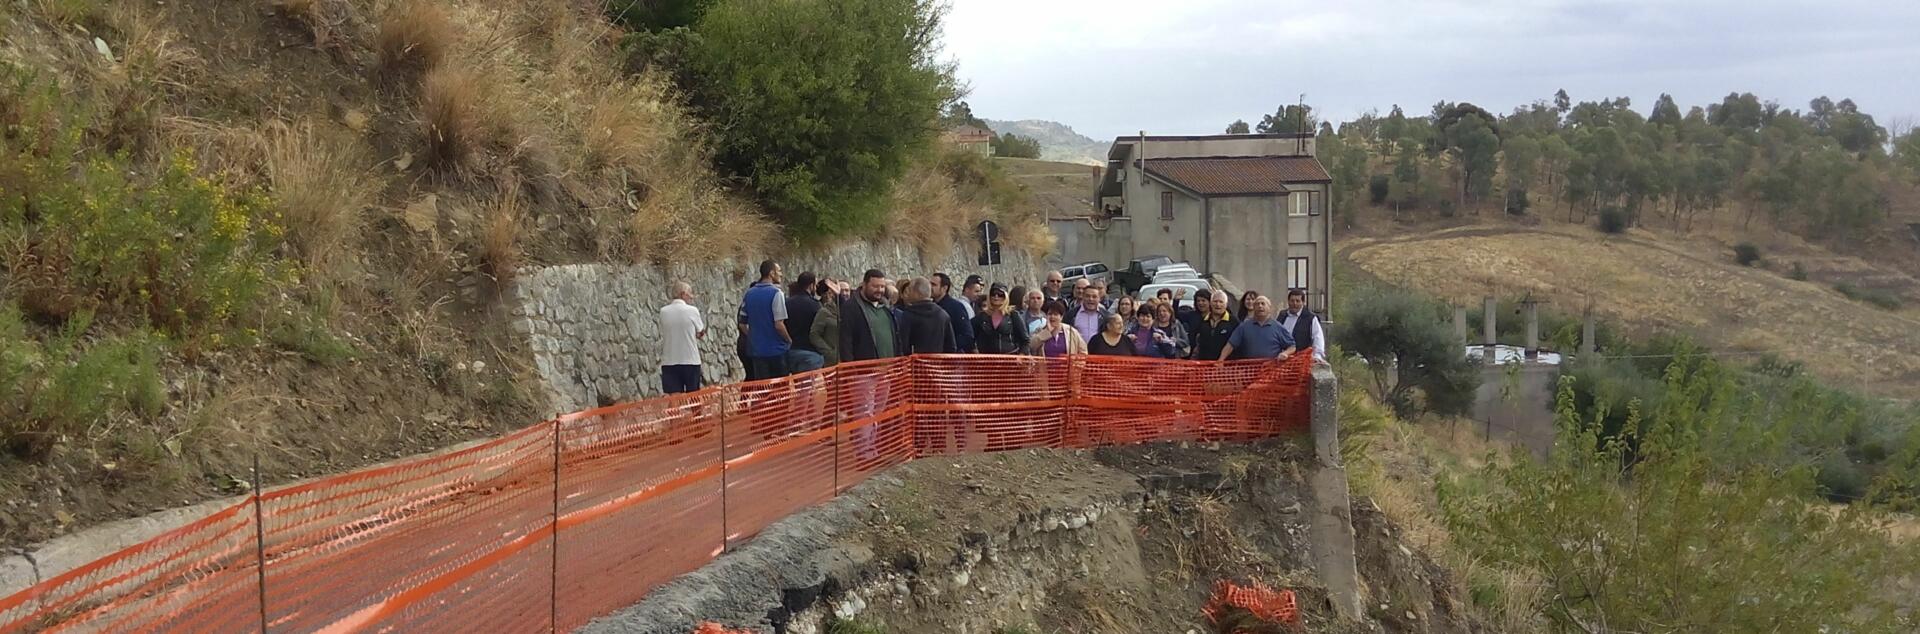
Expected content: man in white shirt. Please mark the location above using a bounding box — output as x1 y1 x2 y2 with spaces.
659 282 707 394
1280 289 1327 363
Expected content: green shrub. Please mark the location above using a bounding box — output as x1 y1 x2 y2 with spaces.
1368 174 1390 204
268 316 357 366
824 617 887 634
1815 453 1868 503
1596 207 1629 234
680 0 957 237
0 306 165 459
1834 283 1903 310
1441 367 1916 632
1789 261 1808 281
1733 242 1761 266
1 68 289 338
605 0 715 31
1338 289 1480 417
990 133 1040 159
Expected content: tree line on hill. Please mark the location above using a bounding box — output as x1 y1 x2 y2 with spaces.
1229 91 1917 242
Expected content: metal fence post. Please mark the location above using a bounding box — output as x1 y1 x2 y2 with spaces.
250 452 268 634
549 418 561 633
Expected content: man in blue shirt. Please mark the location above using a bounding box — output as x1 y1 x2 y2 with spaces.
740 260 792 380
1220 295 1296 361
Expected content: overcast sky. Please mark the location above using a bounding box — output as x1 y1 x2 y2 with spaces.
940 0 1920 141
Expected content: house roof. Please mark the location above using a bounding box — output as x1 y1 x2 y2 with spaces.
1136 156 1332 196
945 125 993 142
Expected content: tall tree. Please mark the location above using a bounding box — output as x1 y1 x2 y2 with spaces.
1649 93 1682 127
1255 104 1316 135
684 0 958 236
1553 88 1571 113
1224 119 1251 134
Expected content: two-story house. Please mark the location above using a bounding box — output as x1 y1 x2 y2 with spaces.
1072 133 1333 313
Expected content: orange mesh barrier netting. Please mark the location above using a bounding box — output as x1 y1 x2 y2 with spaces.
1203 579 1301 631
0 353 1313 633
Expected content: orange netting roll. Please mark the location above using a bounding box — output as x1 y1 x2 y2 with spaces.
692 622 754 634
1203 579 1300 630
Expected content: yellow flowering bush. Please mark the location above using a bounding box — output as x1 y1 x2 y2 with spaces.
1 72 288 337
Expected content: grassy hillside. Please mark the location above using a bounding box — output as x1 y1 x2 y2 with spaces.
0 0 1041 546
994 157 1101 220
1344 220 1920 399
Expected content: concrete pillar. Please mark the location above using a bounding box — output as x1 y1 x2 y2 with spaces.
1453 306 1469 346
1482 296 1498 365
1581 311 1597 358
1524 302 1540 359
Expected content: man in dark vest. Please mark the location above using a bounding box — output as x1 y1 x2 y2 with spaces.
1280 289 1326 363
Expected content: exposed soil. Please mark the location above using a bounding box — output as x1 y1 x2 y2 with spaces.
816 440 1391 634
1351 501 1478 634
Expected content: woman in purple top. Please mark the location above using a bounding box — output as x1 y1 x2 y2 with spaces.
1028 300 1087 357
1124 309 1177 358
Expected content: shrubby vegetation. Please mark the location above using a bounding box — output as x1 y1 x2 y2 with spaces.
1337 288 1480 417
989 132 1041 159
1441 361 1917 631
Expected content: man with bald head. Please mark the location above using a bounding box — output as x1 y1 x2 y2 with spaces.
659 281 707 394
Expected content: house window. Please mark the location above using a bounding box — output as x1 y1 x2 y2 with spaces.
1287 257 1310 292
1289 192 1309 216
1309 191 1324 216
1160 191 1175 220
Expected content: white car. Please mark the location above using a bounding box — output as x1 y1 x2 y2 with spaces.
1153 264 1203 282
1137 281 1211 305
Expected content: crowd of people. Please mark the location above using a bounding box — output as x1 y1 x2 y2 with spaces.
655 260 1326 394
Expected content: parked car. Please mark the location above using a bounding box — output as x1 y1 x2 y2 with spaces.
1058 262 1113 287
1153 264 1203 282
1114 255 1174 294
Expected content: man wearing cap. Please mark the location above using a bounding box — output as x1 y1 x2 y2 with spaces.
962 274 987 313
971 283 1030 355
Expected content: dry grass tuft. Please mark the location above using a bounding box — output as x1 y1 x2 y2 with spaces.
419 65 485 170
25 0 107 29
477 184 527 284
1001 216 1057 260
375 0 453 76
84 9 203 151
579 80 682 176
884 162 987 265
626 185 777 265
267 120 376 276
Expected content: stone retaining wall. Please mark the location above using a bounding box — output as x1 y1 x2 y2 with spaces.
509 242 1042 416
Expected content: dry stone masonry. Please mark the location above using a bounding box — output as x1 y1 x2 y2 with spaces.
510 242 1042 416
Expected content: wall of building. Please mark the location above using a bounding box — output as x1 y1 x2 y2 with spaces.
1048 217 1133 270
510 242 1042 416
1126 178 1207 269
1205 195 1287 299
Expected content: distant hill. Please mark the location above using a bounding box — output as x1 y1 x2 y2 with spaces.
983 119 1107 166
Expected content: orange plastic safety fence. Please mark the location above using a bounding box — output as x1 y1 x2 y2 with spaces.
690 622 752 634
0 353 1314 633
1202 579 1300 630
